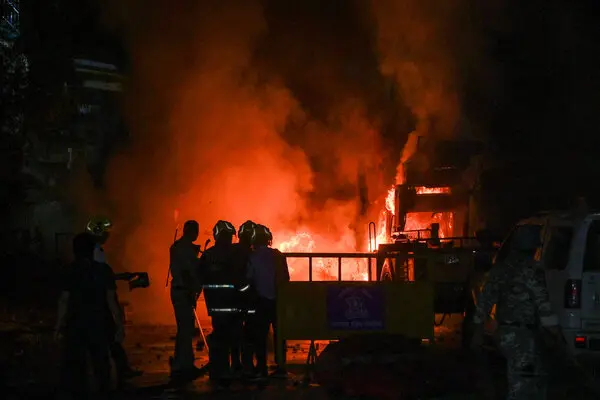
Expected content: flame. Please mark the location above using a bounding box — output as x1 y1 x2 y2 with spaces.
274 230 372 282
270 185 454 282
415 186 451 194
385 186 395 214
404 212 454 238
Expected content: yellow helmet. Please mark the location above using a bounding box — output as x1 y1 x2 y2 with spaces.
85 216 113 236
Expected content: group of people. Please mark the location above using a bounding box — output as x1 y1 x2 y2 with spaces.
54 217 142 398
169 219 290 388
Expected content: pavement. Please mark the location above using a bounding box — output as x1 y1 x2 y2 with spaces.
2 315 600 399
0 315 484 399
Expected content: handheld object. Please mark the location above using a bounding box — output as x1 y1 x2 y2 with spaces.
128 272 150 291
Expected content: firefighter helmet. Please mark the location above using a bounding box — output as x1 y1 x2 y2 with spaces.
85 216 112 237
213 220 236 240
252 224 273 245
238 220 256 239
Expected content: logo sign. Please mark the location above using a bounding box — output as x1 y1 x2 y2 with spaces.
327 285 385 330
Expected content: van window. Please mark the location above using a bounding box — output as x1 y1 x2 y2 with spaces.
495 224 543 264
584 220 600 271
544 227 573 270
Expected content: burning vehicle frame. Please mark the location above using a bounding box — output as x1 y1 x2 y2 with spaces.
280 137 488 346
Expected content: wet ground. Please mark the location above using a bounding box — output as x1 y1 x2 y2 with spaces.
2 314 599 399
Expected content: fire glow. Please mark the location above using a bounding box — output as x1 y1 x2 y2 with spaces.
415 186 451 195
274 185 454 281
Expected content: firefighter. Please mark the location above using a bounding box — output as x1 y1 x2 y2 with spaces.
85 217 143 385
169 220 204 380
231 220 256 375
246 224 290 380
55 232 121 397
198 220 243 388
86 216 112 264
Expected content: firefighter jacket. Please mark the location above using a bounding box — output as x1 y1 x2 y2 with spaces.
247 245 290 301
230 242 254 309
198 242 245 316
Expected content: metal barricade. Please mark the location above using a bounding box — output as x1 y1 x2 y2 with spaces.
278 251 435 382
283 252 377 282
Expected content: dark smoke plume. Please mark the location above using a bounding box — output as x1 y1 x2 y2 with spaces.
369 0 488 183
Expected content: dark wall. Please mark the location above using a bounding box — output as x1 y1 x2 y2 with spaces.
19 0 127 187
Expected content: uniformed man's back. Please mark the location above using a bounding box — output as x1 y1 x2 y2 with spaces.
478 252 555 327
200 242 239 312
471 226 559 400
230 242 252 287
200 243 234 282
201 220 239 387
169 220 203 380
170 238 201 290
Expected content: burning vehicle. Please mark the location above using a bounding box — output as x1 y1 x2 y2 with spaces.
281 136 490 335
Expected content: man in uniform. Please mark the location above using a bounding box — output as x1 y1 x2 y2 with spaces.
246 224 290 381
470 225 561 399
169 220 203 380
198 220 241 388
55 232 122 398
86 216 143 386
231 220 256 375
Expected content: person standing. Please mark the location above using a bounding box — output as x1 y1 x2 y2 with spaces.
55 232 122 398
470 226 561 399
169 220 203 381
230 220 256 375
246 224 290 381
86 216 142 385
198 220 240 388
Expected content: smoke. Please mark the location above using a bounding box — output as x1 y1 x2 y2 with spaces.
369 0 473 184
78 0 485 322
90 0 301 322
87 0 390 322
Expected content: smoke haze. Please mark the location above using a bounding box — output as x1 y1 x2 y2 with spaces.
370 0 478 183
83 0 482 322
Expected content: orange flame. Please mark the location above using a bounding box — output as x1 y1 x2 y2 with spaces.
415 186 451 194
274 230 372 282
385 186 395 214
274 184 455 282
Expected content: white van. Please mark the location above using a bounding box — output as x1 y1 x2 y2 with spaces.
494 211 600 357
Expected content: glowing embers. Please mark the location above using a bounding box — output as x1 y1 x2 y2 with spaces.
415 186 451 195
